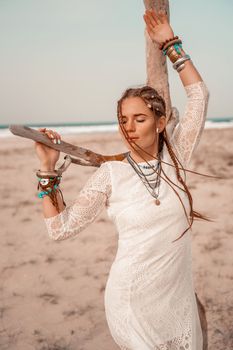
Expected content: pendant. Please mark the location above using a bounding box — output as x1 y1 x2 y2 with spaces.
40 178 50 186
155 199 160 205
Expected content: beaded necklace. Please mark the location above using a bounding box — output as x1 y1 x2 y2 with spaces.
126 152 162 205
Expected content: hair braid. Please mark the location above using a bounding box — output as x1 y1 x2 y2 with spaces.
117 84 217 242
163 124 213 241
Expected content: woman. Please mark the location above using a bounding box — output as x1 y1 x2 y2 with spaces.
35 9 209 350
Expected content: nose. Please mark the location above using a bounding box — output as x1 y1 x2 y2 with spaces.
125 119 136 132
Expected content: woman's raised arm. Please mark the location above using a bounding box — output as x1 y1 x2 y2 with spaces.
143 9 203 86
143 9 210 166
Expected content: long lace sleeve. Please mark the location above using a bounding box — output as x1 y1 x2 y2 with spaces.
44 162 111 241
170 80 210 167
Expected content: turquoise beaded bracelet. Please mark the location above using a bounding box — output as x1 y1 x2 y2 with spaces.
163 43 183 56
37 184 59 198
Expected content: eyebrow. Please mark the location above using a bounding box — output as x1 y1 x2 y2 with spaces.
120 113 149 118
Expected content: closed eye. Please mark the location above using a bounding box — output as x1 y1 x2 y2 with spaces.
119 118 146 124
120 119 145 124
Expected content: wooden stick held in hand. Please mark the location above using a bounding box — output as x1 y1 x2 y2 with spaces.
9 125 128 167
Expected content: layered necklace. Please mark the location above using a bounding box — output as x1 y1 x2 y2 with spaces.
126 151 163 206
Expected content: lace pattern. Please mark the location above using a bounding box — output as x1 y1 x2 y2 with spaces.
170 81 209 167
157 330 192 350
44 162 111 241
42 81 207 349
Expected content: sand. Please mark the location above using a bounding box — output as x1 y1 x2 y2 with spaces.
0 128 232 350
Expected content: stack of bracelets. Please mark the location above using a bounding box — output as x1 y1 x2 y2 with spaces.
36 169 66 213
159 35 191 72
36 155 72 212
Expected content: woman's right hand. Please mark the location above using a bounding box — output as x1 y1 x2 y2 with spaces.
34 128 61 170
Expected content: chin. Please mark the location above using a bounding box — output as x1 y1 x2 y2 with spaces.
127 139 156 152
126 142 143 151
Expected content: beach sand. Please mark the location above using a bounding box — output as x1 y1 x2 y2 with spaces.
0 128 232 350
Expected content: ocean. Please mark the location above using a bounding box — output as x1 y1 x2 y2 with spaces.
0 118 233 138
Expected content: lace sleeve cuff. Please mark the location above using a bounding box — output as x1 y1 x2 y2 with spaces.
44 162 112 241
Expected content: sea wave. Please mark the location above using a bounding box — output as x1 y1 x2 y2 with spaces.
1 120 233 138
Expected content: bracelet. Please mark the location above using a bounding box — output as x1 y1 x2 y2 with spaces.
37 175 61 190
37 184 66 211
38 184 59 198
37 176 62 186
36 170 60 178
176 63 186 73
165 46 182 63
163 39 182 53
159 35 179 50
37 174 63 211
163 43 183 57
173 54 191 70
36 155 71 212
36 155 72 178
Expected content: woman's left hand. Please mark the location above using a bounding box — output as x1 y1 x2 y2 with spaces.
143 9 174 46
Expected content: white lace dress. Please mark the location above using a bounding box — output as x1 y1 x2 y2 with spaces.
44 81 209 350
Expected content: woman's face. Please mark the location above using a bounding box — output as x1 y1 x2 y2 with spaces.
118 97 159 154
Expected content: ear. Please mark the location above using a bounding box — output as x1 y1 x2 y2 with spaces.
157 116 167 132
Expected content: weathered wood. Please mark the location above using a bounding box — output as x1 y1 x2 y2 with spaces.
143 2 208 347
143 0 172 122
9 125 127 167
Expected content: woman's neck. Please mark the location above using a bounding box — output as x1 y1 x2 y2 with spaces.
127 150 159 163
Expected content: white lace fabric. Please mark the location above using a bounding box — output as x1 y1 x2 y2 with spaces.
44 81 209 349
170 81 209 167
44 162 112 241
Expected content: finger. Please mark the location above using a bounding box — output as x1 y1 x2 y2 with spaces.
53 131 61 144
38 127 47 132
45 130 54 138
47 130 61 144
150 9 162 25
145 10 158 27
42 129 60 144
143 14 155 32
44 130 57 143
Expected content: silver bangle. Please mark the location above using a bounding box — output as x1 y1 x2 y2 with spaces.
177 63 186 73
36 155 72 178
173 54 191 70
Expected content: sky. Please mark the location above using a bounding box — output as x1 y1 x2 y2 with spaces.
0 0 232 125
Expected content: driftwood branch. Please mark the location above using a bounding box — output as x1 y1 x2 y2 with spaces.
9 125 127 167
143 0 172 121
143 1 208 347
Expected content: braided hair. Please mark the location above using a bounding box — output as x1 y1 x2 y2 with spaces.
117 85 214 242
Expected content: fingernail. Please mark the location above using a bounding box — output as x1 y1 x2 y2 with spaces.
58 139 61 144
50 134 54 138
53 139 57 144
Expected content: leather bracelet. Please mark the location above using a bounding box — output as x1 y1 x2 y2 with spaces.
36 170 59 178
